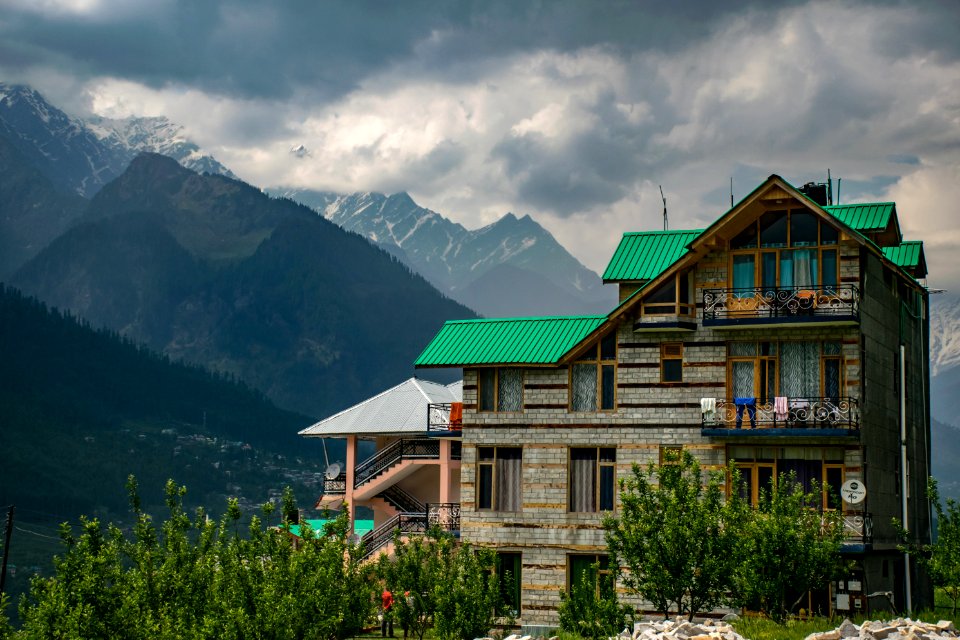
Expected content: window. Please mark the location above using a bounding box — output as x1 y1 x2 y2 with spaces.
570 333 617 411
569 447 616 512
729 209 841 292
641 271 694 317
478 368 523 412
568 554 614 598
729 446 845 508
477 447 522 511
661 342 683 383
495 552 522 615
727 341 844 402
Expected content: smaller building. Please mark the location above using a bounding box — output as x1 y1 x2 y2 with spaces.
299 377 463 558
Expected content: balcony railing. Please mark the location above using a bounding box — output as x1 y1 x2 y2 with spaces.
842 512 873 545
703 285 860 324
354 438 440 487
323 473 347 495
702 397 859 432
427 402 463 433
427 502 461 532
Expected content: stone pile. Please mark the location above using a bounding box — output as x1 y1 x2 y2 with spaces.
805 618 958 640
621 619 746 640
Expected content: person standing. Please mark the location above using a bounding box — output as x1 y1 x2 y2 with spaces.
381 587 395 638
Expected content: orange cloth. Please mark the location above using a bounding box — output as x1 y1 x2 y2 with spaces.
450 402 463 429
382 589 394 611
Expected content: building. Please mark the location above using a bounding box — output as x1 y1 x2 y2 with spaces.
413 175 932 632
299 377 463 559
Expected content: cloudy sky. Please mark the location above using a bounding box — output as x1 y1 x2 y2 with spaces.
1 0 959 290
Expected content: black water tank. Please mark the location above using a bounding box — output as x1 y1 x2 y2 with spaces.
799 182 828 205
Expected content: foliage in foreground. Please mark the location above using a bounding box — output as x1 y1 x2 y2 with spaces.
557 563 630 640
732 473 847 623
377 532 503 640
603 450 743 621
11 479 375 639
898 478 960 615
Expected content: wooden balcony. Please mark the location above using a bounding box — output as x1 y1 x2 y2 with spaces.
702 285 860 328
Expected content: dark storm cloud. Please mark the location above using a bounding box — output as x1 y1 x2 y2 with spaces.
0 0 801 103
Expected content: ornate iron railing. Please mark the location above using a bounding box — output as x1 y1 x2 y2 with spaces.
359 512 430 561
426 502 461 532
354 438 440 487
842 512 873 544
701 397 859 430
323 473 347 495
428 402 463 432
703 285 860 323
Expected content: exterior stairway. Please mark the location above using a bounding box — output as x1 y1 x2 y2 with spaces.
352 438 440 500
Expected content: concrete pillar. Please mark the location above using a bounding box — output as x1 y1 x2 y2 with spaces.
345 435 357 534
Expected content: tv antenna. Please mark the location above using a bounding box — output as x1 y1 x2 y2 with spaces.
659 185 668 231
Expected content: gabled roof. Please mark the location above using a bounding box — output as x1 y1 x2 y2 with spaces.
299 377 460 437
602 229 704 282
823 202 895 232
414 315 606 367
882 240 927 279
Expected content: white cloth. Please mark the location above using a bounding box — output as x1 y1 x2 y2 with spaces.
700 397 716 414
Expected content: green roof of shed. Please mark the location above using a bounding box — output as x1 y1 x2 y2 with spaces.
823 202 895 231
602 229 704 282
414 315 606 367
882 240 926 278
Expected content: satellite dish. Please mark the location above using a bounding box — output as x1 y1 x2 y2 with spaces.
325 462 342 480
841 479 866 505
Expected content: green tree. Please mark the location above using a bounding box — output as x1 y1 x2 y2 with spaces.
898 478 960 615
603 450 743 620
377 530 448 640
431 542 501 640
15 478 376 639
732 472 846 623
557 560 629 640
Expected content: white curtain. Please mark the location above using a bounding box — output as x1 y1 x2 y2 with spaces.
779 342 820 398
496 448 522 511
570 449 597 512
572 363 597 410
498 369 523 411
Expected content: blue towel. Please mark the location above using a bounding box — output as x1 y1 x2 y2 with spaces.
734 397 756 406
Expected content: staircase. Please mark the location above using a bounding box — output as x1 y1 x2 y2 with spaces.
380 485 425 514
360 512 428 561
354 438 439 488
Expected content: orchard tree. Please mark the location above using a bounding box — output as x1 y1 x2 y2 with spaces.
898 478 960 615
431 541 501 640
376 530 447 640
603 450 744 620
733 472 846 623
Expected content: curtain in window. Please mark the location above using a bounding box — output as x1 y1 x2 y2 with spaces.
732 360 755 398
779 459 822 495
572 363 597 410
781 250 818 289
498 369 523 411
779 342 820 398
570 449 597 512
496 448 522 511
732 255 755 293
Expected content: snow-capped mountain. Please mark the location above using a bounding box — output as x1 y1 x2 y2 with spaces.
85 115 235 180
931 294 960 376
0 83 127 197
0 83 233 197
270 187 616 317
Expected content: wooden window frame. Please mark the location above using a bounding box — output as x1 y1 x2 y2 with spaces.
567 554 614 599
568 333 617 412
728 447 847 508
476 446 522 512
477 367 524 413
660 342 684 383
726 341 845 400
568 447 617 513
641 271 695 318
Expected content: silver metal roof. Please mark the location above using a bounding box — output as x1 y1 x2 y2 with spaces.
298 377 462 437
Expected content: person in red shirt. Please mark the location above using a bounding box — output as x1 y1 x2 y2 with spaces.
381 588 395 637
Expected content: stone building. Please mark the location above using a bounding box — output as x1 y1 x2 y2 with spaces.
413 175 932 632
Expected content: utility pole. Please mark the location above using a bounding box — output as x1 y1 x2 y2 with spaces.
0 505 13 597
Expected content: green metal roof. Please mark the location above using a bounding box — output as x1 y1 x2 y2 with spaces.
602 229 704 282
288 518 374 538
414 315 606 367
882 240 925 273
823 202 895 231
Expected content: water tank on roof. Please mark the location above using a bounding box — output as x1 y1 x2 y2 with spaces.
799 181 829 206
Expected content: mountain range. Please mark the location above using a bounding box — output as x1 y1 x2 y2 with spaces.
269 188 617 317
0 83 232 199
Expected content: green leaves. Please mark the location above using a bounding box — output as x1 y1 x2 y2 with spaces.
13 481 375 640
